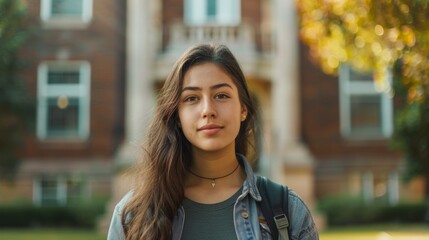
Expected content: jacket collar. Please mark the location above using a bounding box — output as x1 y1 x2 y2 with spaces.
236 153 262 201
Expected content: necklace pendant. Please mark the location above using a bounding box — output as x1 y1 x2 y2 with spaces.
211 179 216 188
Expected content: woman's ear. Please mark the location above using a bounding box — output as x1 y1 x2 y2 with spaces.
241 105 248 122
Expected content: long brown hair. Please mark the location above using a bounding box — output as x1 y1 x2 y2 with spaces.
121 44 257 239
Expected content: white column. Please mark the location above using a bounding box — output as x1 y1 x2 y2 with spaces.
387 171 399 205
271 0 313 172
272 0 299 148
117 0 157 166
271 0 315 207
126 0 156 142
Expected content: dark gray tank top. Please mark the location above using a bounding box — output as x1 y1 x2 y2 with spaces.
181 188 242 240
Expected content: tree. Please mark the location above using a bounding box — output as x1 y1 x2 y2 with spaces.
392 60 429 197
297 0 429 197
298 0 429 100
0 0 32 181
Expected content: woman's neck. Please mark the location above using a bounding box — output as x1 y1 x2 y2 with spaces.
190 147 238 178
184 147 245 204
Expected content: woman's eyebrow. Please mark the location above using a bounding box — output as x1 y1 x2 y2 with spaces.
181 86 201 93
210 83 233 90
181 83 233 93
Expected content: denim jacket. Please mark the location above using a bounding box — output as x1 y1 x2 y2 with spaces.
107 154 319 240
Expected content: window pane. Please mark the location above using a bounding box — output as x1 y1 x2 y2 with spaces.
350 95 382 135
47 97 79 137
48 70 80 84
349 68 373 82
51 0 83 16
40 178 59 206
185 0 240 25
206 0 217 17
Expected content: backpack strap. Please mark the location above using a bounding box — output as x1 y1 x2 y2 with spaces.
257 176 290 240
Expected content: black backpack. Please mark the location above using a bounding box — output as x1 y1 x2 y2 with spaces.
256 176 291 240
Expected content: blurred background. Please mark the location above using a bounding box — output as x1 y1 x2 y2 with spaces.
0 0 428 239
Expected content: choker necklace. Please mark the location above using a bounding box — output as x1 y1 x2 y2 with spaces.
188 163 240 188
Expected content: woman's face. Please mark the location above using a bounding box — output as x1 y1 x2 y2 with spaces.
178 62 247 154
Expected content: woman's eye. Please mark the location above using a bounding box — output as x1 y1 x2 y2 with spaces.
215 93 229 99
184 96 198 102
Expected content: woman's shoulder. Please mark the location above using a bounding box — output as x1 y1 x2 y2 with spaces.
287 189 312 213
113 191 134 216
108 191 134 240
286 189 319 239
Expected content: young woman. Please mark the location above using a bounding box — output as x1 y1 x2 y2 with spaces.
107 44 319 240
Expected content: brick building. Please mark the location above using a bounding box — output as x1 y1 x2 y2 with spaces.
0 0 126 206
2 0 424 223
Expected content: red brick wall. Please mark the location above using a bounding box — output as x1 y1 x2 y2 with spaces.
19 0 125 159
299 42 401 160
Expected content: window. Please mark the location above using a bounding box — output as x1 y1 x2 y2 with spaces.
33 175 87 206
37 61 91 140
184 0 241 25
40 0 93 25
359 171 400 205
206 0 217 18
339 65 393 139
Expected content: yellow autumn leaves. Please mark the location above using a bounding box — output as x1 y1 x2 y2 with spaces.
298 0 429 102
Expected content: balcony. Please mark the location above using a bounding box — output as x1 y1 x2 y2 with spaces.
155 23 273 80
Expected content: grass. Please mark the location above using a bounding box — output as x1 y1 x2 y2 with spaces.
320 224 429 240
0 228 106 240
0 224 428 240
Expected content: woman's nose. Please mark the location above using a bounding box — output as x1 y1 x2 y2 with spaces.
201 98 217 119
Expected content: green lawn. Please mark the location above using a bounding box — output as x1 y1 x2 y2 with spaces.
0 229 106 240
320 224 429 240
0 225 428 240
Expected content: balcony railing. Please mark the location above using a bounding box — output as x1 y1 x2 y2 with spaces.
155 22 274 80
163 23 257 56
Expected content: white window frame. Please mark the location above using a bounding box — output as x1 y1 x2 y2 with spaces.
362 171 374 203
33 175 88 206
33 175 67 206
387 171 399 205
184 0 241 26
339 65 393 139
37 61 91 140
40 0 93 28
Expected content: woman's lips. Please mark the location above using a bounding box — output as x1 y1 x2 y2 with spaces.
198 124 223 135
